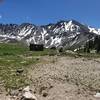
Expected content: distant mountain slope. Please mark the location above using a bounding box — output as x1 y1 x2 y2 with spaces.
0 20 99 49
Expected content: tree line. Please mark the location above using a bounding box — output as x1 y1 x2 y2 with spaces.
84 35 100 53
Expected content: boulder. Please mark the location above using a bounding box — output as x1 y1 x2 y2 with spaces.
22 92 37 100
22 86 37 100
94 92 100 98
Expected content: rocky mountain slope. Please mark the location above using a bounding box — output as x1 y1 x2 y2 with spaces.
0 20 99 49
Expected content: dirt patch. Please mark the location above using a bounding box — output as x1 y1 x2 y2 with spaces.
27 56 100 100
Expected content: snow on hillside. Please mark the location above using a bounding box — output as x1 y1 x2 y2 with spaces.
0 20 99 49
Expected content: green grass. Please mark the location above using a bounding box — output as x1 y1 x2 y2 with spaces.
0 43 46 91
0 43 28 56
1 43 100 91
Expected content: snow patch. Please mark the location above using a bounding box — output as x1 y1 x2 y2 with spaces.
88 26 100 35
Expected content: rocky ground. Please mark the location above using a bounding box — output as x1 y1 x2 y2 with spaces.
1 56 100 100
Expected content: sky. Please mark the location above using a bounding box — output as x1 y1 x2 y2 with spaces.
0 0 100 28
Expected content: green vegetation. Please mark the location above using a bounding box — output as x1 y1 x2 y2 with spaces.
1 42 100 92
0 43 51 91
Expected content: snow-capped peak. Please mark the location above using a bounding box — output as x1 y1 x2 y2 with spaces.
0 19 99 49
64 20 80 32
88 26 100 35
98 29 100 34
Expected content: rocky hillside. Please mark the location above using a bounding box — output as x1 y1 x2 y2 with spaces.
0 20 99 49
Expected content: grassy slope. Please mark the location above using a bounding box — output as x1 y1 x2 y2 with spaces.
0 43 51 91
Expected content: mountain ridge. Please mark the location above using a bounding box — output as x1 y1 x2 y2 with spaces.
0 20 99 49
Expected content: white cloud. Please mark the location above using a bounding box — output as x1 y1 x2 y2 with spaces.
0 15 2 19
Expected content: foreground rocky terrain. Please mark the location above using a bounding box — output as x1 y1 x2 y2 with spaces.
1 55 100 100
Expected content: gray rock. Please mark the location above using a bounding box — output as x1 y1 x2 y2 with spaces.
94 92 100 98
22 86 37 100
22 92 37 100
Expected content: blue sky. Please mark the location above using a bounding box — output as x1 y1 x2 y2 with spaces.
0 0 100 28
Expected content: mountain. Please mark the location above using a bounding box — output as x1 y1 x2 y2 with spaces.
0 20 99 49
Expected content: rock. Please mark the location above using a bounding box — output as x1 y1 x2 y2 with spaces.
22 86 37 100
23 86 30 92
9 90 19 96
94 92 100 98
90 50 96 54
42 92 48 97
36 58 39 61
16 68 24 74
22 91 37 100
7 97 11 100
65 50 75 54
